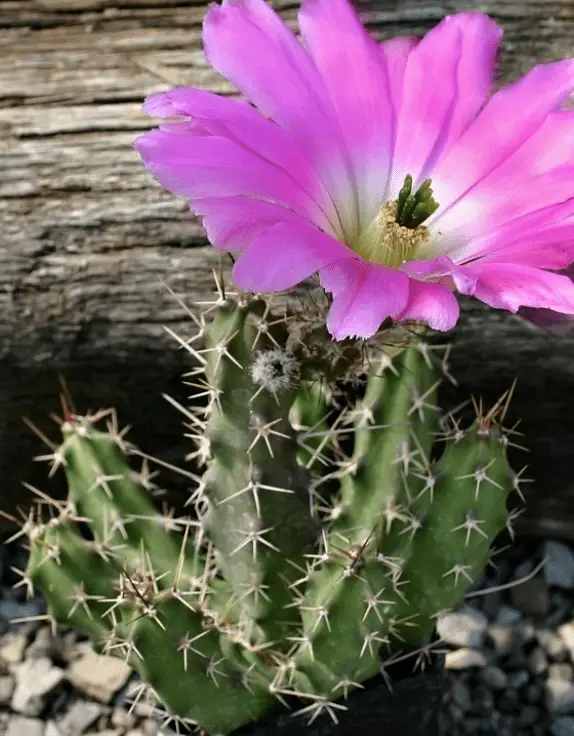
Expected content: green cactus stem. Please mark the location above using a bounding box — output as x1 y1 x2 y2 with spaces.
24 288 521 735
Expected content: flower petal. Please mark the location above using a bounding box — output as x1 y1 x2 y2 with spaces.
192 196 312 253
393 280 460 331
390 12 502 195
202 0 359 241
443 200 574 266
141 87 340 236
430 58 574 219
298 0 394 229
380 35 417 122
454 262 574 313
434 111 574 245
232 218 353 292
133 129 328 226
319 259 410 339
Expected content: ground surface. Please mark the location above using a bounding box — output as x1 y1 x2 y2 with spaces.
1 536 574 735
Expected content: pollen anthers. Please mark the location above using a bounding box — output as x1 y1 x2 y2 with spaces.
353 175 439 268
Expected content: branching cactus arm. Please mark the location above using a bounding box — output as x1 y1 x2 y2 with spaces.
25 290 519 735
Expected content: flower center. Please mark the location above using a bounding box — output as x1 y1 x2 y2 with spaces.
352 175 439 268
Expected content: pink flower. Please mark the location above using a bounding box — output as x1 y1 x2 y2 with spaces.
134 0 574 340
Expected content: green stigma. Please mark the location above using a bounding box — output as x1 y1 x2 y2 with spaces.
396 175 440 229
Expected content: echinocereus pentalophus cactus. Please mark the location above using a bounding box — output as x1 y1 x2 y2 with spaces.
23 287 520 735
20 0 571 730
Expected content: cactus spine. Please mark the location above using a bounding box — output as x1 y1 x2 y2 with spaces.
24 285 519 735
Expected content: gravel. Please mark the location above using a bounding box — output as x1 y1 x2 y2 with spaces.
0 535 573 735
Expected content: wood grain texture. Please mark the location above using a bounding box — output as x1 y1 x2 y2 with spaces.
2 0 574 537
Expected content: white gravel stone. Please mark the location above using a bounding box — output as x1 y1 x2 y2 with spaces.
488 623 521 657
545 542 574 589
44 721 63 736
0 635 28 666
11 657 65 716
0 674 15 705
66 649 132 703
559 622 574 661
445 648 488 670
6 716 44 736
437 609 488 648
528 647 549 676
538 628 569 660
57 700 106 736
547 678 574 713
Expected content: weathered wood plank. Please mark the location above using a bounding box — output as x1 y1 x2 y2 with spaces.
2 0 574 537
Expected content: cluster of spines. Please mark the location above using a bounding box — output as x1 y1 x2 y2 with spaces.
16 276 525 735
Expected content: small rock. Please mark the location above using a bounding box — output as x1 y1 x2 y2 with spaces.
450 680 472 711
479 665 508 690
27 627 55 660
445 648 488 670
11 657 65 716
140 721 159 736
0 674 15 705
547 679 574 713
525 681 544 705
0 635 28 666
44 722 62 736
496 604 523 625
487 624 518 657
6 716 44 736
545 542 574 589
510 575 550 617
110 708 136 730
538 628 569 661
559 622 574 661
517 705 541 727
507 669 530 689
57 701 105 736
67 649 132 703
552 716 574 736
528 647 549 676
550 664 574 682
437 609 488 648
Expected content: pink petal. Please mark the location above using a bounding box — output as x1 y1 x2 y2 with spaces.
472 225 574 270
430 58 574 220
141 87 340 236
202 0 359 241
454 262 574 313
445 200 574 266
400 255 477 293
298 0 394 229
519 265 574 332
232 219 353 292
390 13 502 196
192 196 313 253
392 280 460 331
319 259 410 339
435 112 574 242
380 36 418 123
133 129 328 226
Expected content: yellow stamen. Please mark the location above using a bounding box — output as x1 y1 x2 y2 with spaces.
352 202 430 268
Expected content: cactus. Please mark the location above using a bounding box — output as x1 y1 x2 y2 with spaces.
23 283 520 735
